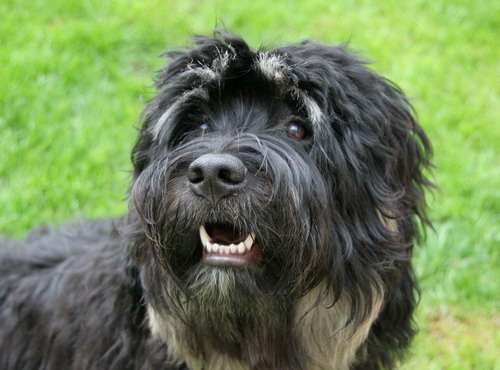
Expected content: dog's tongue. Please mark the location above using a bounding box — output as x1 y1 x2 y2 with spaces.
206 224 247 245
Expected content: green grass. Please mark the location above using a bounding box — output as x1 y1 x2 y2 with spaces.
1 0 498 367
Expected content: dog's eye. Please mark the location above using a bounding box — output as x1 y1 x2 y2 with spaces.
286 122 308 140
195 123 209 135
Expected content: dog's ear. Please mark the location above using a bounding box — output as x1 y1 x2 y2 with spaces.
282 41 434 243
281 42 434 366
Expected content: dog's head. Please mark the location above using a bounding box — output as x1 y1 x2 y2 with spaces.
128 31 432 368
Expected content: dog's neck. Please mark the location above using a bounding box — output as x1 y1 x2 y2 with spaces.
147 281 385 370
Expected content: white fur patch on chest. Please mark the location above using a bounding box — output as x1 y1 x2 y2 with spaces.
147 280 384 370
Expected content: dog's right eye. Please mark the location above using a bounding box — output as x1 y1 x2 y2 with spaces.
286 122 309 140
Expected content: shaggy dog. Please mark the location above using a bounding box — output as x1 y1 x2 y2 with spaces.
0 31 433 369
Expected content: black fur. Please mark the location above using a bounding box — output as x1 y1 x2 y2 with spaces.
0 31 433 369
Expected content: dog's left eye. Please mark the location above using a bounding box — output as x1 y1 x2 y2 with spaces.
286 122 308 140
195 123 209 135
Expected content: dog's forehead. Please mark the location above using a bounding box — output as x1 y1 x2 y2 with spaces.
151 49 324 140
208 93 295 133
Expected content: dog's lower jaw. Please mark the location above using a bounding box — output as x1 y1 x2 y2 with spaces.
147 281 385 370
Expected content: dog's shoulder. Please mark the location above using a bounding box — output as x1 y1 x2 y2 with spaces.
0 218 125 279
0 218 150 369
0 219 128 320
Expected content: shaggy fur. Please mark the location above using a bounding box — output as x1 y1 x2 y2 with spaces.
0 31 433 369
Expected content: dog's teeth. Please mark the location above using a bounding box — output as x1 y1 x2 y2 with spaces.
201 226 256 256
199 225 211 247
243 233 255 251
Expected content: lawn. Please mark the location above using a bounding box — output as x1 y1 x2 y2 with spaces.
1 0 498 367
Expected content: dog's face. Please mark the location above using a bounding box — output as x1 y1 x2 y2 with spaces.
128 32 431 368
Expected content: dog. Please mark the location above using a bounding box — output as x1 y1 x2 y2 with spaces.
0 31 433 369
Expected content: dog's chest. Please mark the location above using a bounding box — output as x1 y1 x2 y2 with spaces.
148 283 384 370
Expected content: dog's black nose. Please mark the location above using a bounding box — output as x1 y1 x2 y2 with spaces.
188 154 247 206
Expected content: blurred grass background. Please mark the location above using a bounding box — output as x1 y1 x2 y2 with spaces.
1 0 498 368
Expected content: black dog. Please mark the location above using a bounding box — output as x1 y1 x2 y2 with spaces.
0 32 433 369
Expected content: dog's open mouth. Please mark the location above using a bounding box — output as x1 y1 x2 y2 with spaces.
200 224 262 267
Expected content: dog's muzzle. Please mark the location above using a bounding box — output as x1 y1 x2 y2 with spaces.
188 154 263 267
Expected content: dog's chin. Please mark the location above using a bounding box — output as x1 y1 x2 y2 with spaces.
175 220 300 298
183 228 284 317
174 263 293 359
186 259 273 306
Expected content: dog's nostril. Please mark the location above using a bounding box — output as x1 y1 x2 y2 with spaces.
187 166 204 184
218 167 245 185
218 169 232 184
